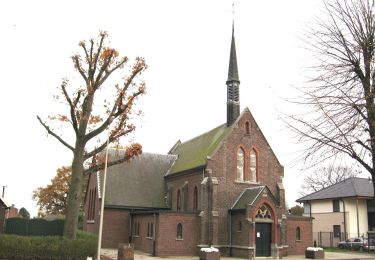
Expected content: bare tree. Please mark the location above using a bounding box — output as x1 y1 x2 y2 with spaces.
285 0 375 197
37 32 147 238
300 164 358 195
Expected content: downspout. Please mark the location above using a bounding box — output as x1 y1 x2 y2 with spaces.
152 213 156 256
129 210 133 243
208 173 212 246
229 209 232 256
356 198 360 237
340 199 347 240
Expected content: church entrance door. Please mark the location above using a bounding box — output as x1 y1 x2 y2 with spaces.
255 223 271 257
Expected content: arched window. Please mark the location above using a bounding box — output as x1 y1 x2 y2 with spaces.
237 148 245 181
245 122 250 134
177 189 181 211
296 227 301 240
176 223 183 239
193 186 198 211
249 149 257 182
238 221 242 232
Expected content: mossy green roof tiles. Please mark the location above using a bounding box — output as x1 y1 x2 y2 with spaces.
167 124 230 175
231 186 265 210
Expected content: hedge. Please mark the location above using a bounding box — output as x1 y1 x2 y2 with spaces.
0 231 97 259
5 218 64 236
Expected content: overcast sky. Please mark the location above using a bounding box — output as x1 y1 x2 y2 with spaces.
0 0 338 216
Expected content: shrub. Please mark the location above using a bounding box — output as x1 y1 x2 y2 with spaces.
0 232 97 259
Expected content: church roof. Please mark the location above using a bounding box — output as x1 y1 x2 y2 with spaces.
100 152 176 209
231 186 279 210
231 186 265 210
297 177 374 202
167 124 230 175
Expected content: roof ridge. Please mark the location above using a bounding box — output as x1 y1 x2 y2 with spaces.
251 186 266 205
178 123 227 145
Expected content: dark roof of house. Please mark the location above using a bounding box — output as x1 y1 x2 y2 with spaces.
167 124 230 175
231 186 265 210
99 152 176 209
0 197 10 208
297 177 374 202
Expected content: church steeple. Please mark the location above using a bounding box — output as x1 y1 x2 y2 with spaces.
226 25 240 126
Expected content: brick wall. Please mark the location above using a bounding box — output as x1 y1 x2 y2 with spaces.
166 171 203 212
286 216 313 255
102 208 130 248
156 212 199 256
207 110 286 246
132 213 155 254
231 211 249 247
83 172 100 235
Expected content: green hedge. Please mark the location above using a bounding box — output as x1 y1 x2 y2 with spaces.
0 232 97 259
5 218 64 236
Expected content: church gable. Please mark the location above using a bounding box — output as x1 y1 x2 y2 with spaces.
208 108 283 186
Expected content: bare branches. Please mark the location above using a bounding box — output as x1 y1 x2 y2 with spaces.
300 164 359 195
284 0 375 188
37 116 74 152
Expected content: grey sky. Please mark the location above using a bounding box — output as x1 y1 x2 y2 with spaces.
0 0 329 216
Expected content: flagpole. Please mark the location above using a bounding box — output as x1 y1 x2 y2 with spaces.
97 129 110 259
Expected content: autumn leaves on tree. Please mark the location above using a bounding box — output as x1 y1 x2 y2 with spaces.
37 32 147 239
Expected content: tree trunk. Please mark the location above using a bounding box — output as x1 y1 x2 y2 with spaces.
63 141 85 239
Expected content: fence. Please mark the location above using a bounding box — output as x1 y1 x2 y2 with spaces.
313 232 346 247
5 217 64 236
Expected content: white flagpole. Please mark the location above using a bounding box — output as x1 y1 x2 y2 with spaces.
97 129 110 259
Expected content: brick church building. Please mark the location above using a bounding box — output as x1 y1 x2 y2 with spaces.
84 27 312 258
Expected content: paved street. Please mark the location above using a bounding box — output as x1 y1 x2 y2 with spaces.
101 249 375 260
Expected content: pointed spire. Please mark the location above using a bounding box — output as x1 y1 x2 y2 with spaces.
226 23 240 127
227 24 239 83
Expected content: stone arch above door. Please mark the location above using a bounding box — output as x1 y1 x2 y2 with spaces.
255 204 273 220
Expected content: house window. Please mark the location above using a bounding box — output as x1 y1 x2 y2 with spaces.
249 149 257 182
296 227 301 240
333 225 341 238
245 122 250 134
237 148 245 181
333 200 340 212
177 189 181 211
304 203 311 214
147 222 154 238
88 188 97 221
193 186 198 211
134 221 140 236
176 223 183 239
238 221 242 232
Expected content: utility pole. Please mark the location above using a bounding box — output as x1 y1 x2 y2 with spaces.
2 186 7 198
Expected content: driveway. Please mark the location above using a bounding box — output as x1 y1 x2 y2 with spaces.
101 249 375 260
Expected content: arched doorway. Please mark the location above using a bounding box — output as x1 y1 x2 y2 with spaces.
255 204 273 257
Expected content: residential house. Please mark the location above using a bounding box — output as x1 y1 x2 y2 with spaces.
0 197 10 233
297 177 374 247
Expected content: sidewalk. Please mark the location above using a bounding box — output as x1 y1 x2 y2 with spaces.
101 249 375 260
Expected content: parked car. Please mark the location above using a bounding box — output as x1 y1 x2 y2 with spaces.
364 238 375 251
338 237 375 251
338 238 365 250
